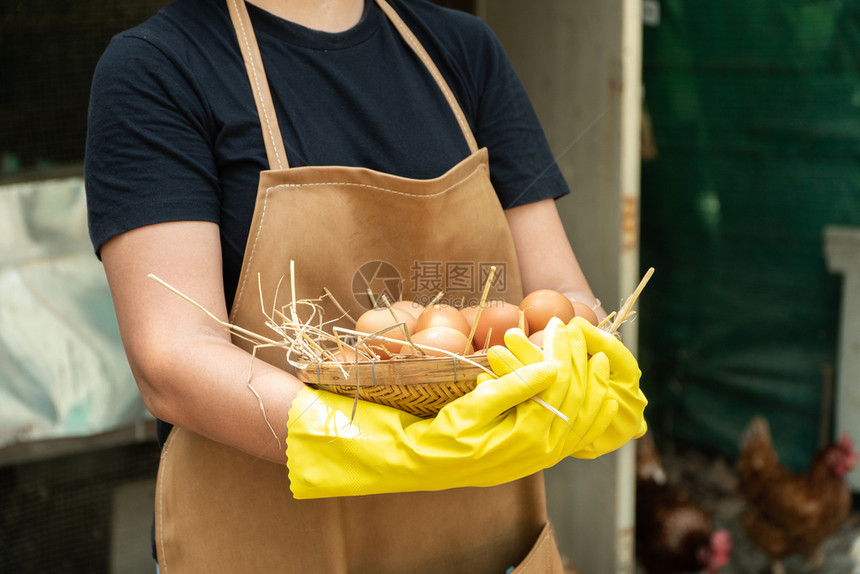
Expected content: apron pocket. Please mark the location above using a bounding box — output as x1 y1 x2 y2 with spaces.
510 522 565 574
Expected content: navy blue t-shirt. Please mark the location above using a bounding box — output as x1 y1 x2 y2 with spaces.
86 0 569 293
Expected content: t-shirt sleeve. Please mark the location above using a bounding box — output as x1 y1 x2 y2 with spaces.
84 33 221 257
468 22 570 209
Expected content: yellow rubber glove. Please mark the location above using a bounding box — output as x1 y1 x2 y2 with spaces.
492 317 647 459
485 317 619 456
287 361 580 499
569 317 648 458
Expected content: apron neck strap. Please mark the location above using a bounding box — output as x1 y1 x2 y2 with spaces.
373 0 479 154
226 0 480 170
227 0 289 169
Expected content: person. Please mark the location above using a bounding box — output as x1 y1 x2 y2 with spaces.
85 0 647 572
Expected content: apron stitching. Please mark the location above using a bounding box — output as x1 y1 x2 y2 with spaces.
231 183 272 318
230 0 285 170
268 163 484 199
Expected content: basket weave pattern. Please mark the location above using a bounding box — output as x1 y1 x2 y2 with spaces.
297 355 489 418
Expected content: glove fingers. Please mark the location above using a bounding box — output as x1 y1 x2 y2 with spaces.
486 346 526 376
572 317 641 382
584 406 644 457
568 400 620 460
503 327 543 366
557 322 589 417
537 318 574 407
580 399 618 445
600 375 647 437
561 354 610 438
584 351 646 455
565 321 589 377
441 362 557 428
563 399 618 458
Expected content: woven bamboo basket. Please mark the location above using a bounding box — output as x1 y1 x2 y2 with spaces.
296 354 490 418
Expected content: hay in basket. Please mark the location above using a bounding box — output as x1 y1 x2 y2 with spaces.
148 265 653 420
147 267 497 419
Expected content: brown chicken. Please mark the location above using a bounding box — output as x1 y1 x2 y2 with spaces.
738 415 858 574
636 431 733 573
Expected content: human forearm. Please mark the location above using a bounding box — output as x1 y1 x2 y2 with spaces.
101 220 302 465
134 333 301 465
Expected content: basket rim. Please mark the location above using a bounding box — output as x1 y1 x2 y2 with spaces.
297 353 490 388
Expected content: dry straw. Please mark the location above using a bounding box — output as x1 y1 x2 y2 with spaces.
147 270 501 419
148 265 654 422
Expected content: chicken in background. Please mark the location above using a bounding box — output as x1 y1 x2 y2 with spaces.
636 431 733 573
738 415 858 574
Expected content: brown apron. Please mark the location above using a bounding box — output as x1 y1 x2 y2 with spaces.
154 1 565 572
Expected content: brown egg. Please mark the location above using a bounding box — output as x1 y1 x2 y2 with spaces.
355 307 416 335
415 303 470 337
460 304 480 330
571 301 599 326
390 299 425 320
528 330 545 348
472 299 526 350
519 289 575 333
400 326 473 357
330 346 359 363
355 307 416 357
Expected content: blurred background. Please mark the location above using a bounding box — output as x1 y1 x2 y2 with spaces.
1 0 858 572
639 0 860 473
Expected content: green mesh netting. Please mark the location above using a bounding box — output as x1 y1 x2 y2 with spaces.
639 0 860 470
